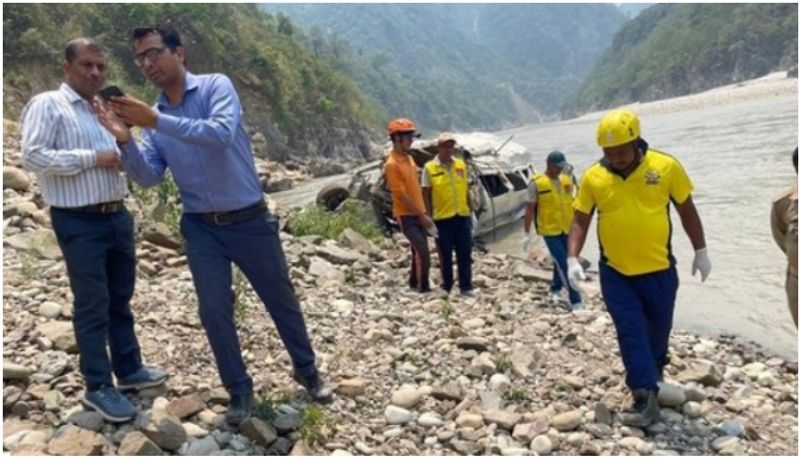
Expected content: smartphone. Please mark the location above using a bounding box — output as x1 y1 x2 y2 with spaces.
98 85 125 101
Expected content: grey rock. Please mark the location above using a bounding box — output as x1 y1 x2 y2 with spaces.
656 383 686 407
138 410 187 451
35 321 77 353
272 413 303 434
530 435 553 455
3 361 33 380
455 336 490 352
185 436 220 455
430 382 463 402
66 411 105 432
5 229 62 260
239 417 277 448
484 409 522 430
677 361 723 387
711 436 739 452
270 437 293 455
143 223 182 250
551 409 583 431
594 402 612 426
384 405 414 425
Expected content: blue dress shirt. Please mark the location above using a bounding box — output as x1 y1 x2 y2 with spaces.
120 72 263 213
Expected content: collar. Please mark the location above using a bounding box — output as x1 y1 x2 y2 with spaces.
156 72 200 108
599 138 650 178
59 83 87 104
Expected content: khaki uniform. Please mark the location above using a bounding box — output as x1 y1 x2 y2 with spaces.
771 185 798 326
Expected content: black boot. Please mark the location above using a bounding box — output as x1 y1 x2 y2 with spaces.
226 391 253 425
619 389 660 427
293 371 333 404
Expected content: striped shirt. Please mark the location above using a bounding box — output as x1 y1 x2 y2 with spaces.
21 83 126 208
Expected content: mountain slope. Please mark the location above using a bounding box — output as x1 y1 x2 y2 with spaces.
564 3 798 116
3 3 380 163
264 4 627 130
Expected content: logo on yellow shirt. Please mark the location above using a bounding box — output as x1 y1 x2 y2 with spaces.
645 169 661 185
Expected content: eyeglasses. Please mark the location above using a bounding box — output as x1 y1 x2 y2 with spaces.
398 132 417 139
133 46 166 67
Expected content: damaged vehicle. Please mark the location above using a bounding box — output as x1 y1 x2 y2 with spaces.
316 133 535 239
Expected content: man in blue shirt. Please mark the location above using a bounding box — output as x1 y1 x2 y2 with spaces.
96 27 332 425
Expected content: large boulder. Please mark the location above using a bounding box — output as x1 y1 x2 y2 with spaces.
35 322 77 353
3 166 30 192
137 410 187 451
46 425 106 456
5 229 62 260
118 431 164 456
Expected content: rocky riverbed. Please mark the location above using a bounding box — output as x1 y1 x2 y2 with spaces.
3 121 798 456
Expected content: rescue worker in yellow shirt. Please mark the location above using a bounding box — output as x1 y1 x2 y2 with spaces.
422 133 477 298
567 109 711 427
522 151 583 310
771 147 798 327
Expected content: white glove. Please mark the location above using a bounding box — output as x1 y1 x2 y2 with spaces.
692 247 711 282
567 257 586 285
520 233 532 252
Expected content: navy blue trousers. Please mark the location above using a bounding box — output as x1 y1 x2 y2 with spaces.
434 215 472 292
181 211 317 396
399 216 431 292
600 262 678 391
50 208 142 391
543 233 582 304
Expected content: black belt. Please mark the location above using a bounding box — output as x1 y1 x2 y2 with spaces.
52 200 124 214
196 201 267 226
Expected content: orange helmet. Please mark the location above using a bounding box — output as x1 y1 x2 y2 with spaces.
387 118 417 136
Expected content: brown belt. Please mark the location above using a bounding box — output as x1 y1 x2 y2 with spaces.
195 201 267 226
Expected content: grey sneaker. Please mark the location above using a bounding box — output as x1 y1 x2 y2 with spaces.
570 302 585 311
619 389 661 427
117 366 168 392
83 385 136 422
293 372 333 404
226 391 253 426
459 289 479 299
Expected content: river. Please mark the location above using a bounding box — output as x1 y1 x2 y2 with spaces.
271 89 798 360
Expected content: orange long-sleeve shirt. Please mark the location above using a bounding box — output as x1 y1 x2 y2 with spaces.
384 149 425 218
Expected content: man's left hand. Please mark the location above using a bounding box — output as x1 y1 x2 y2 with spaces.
692 247 711 282
110 96 158 128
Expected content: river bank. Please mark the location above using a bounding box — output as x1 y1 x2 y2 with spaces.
3 121 798 455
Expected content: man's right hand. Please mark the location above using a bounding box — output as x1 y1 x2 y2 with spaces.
94 99 132 143
95 150 122 169
567 256 586 284
520 233 533 252
419 214 434 230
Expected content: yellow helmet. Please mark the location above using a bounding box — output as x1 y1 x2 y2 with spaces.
596 109 641 148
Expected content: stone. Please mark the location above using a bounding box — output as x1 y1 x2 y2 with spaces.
138 409 187 451
509 346 541 378
484 409 522 430
166 394 206 419
594 402 612 426
682 401 702 418
3 385 23 409
331 299 355 315
677 360 723 387
47 425 106 456
35 321 78 353
489 373 512 392
585 423 613 439
3 360 33 380
4 166 30 191
431 382 463 402
185 435 220 455
5 229 62 260
620 436 652 454
455 336 490 352
566 432 588 447
272 413 303 434
530 435 553 456
118 431 164 456
42 390 63 410
741 362 767 378
239 417 277 447
391 386 422 408
182 422 208 438
684 386 706 402
452 440 482 455
562 375 585 389
38 351 70 376
384 405 414 425
38 301 62 318
18 429 50 448
308 258 346 284
316 244 367 264
338 228 377 254
470 354 496 375
143 223 181 250
512 423 544 443
711 436 739 452
455 413 484 429
657 383 686 407
718 420 744 437
551 409 583 431
756 371 776 387
336 378 366 396
418 412 444 427
270 437 293 455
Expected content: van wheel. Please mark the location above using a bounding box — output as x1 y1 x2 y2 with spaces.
316 184 350 211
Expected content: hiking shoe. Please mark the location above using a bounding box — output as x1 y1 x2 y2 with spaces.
117 366 168 392
570 302 585 312
226 391 253 426
548 291 563 304
293 372 334 404
619 389 661 427
82 385 136 423
460 289 479 299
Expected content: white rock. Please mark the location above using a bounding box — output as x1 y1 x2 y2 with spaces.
682 401 702 418
38 301 62 318
418 412 444 427
530 435 552 455
331 299 354 315
385 405 414 425
489 373 512 393
391 387 422 408
657 383 686 407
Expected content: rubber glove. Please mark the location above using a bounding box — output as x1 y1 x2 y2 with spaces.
567 257 586 284
692 247 711 282
520 232 532 252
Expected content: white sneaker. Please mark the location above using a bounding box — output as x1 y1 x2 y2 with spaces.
548 292 563 304
570 302 585 311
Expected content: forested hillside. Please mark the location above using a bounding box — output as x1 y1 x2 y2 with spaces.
563 3 798 116
264 4 627 130
3 3 381 163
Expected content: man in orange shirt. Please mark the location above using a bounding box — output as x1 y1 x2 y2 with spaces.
384 118 434 293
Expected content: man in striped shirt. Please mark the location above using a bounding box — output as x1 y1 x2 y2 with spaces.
21 38 167 423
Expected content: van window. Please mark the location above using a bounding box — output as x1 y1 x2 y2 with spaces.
480 174 509 197
505 173 527 191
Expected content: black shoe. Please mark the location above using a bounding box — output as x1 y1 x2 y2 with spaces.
619 389 660 427
292 372 333 404
226 391 253 425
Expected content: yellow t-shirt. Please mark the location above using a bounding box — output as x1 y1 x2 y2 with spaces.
573 149 693 276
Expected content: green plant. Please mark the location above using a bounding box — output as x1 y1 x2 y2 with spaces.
494 355 512 374
503 388 530 402
299 405 334 446
344 266 357 284
442 298 453 322
286 201 384 243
